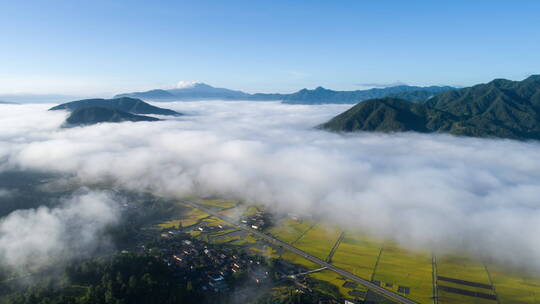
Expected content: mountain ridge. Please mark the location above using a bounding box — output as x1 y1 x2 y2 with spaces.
320 75 540 140
63 107 160 127
49 97 181 116
114 83 455 104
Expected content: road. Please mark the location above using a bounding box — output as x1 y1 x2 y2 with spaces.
182 200 419 304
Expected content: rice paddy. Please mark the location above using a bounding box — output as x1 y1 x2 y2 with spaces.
371 243 433 304
198 199 238 210
310 269 368 301
266 218 314 244
159 203 210 228
161 203 540 304
293 224 342 260
331 232 383 280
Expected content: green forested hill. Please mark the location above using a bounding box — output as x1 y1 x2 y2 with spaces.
50 97 181 116
63 107 160 127
320 75 540 140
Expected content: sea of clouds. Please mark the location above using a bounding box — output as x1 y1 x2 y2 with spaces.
1 101 540 271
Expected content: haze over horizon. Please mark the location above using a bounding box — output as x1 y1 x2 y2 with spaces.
1 0 539 96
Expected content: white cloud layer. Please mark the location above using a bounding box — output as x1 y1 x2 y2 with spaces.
175 80 201 89
0 189 119 273
1 101 540 270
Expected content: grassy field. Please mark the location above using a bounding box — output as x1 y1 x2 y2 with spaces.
487 264 540 304
331 232 383 280
216 203 262 219
209 232 242 244
230 232 259 246
437 287 496 304
436 254 491 286
310 269 368 301
267 218 315 244
280 251 320 270
169 203 540 304
242 205 262 216
200 216 228 227
372 243 434 304
247 244 280 259
198 199 238 210
159 203 210 228
293 224 342 260
436 254 496 304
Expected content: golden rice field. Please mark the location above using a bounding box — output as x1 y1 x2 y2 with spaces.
162 203 540 304
266 217 540 304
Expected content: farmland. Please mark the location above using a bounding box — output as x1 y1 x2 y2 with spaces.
266 218 314 244
331 232 383 280
159 203 210 228
293 224 342 260
264 214 540 304
371 243 433 304
160 200 540 304
485 264 540 304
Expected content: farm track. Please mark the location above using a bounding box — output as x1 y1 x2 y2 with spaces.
326 231 345 263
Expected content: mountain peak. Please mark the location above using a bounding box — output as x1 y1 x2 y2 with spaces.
175 81 211 89
322 75 540 140
63 107 160 128
49 97 181 116
490 78 512 86
525 74 540 82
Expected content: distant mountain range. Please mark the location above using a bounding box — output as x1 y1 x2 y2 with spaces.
115 83 455 104
320 75 540 140
63 107 160 127
50 97 179 127
115 83 251 101
264 85 454 104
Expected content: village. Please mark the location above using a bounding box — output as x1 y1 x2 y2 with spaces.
122 207 345 304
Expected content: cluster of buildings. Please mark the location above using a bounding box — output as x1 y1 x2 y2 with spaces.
240 210 270 230
140 228 271 294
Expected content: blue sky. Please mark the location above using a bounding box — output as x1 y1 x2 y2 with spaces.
1 0 539 96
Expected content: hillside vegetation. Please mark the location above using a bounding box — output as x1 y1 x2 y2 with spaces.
320 75 540 140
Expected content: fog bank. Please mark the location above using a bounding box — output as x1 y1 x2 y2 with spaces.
0 189 119 273
1 101 540 270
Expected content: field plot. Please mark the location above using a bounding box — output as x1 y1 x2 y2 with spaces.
331 232 383 280
218 203 263 218
242 205 261 216
207 229 241 243
279 251 319 270
266 218 315 244
436 254 496 304
247 244 280 259
159 203 209 228
170 202 540 304
294 224 342 261
310 269 369 301
229 232 259 246
372 243 434 304
487 264 540 304
198 199 238 210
